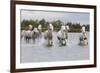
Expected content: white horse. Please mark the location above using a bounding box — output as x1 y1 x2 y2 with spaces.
37 24 42 38
57 25 69 46
31 27 40 43
29 24 33 30
21 25 33 43
21 30 26 39
44 24 53 46
65 25 70 39
79 26 88 46
23 30 32 43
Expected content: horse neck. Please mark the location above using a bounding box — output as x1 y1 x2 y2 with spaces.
61 30 66 38
47 29 52 35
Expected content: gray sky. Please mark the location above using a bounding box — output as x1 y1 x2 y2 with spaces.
21 10 90 25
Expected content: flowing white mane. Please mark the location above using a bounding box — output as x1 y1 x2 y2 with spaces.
49 24 53 31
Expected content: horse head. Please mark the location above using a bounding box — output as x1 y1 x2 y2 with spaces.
65 25 70 31
82 26 85 33
48 24 53 31
38 24 42 31
28 24 33 30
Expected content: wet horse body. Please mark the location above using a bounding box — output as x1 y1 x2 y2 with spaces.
25 30 32 43
31 28 40 43
79 32 88 46
21 30 32 43
21 24 42 43
79 26 88 46
57 25 69 46
44 24 53 46
57 31 67 46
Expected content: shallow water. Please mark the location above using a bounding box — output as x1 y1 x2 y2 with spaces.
20 32 90 63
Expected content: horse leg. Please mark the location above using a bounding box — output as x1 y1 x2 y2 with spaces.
25 36 28 43
50 40 53 46
27 37 29 43
61 38 66 46
32 37 35 43
48 39 51 46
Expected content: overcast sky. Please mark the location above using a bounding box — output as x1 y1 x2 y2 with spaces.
21 10 90 25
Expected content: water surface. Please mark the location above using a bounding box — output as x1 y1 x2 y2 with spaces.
20 32 90 63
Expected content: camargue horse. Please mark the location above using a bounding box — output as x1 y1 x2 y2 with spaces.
31 25 42 43
21 30 26 39
79 26 88 46
24 30 32 43
65 25 70 39
44 24 53 46
37 24 42 38
31 27 40 43
21 24 43 43
57 25 69 46
21 25 33 43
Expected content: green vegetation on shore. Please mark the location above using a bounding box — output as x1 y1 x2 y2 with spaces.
21 19 89 32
